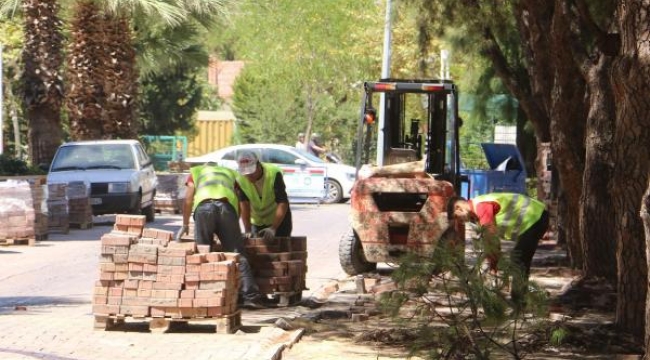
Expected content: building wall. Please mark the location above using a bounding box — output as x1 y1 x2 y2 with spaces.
207 59 245 105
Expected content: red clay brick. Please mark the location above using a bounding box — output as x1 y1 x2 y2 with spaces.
93 304 119 315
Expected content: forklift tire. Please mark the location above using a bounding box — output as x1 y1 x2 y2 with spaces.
339 229 377 275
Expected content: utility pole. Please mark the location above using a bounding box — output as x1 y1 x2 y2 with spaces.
0 43 4 155
376 0 392 167
440 49 450 80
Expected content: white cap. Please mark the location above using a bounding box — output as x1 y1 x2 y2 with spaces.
236 150 259 175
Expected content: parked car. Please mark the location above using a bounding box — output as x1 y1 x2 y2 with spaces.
184 144 356 204
47 139 158 221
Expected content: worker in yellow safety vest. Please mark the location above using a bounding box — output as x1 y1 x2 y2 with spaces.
235 150 292 241
448 193 549 303
179 162 267 309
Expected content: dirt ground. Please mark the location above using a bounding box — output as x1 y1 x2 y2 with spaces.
280 241 645 359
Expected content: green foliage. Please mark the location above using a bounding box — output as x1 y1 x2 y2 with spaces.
0 154 45 175
139 66 211 136
379 230 554 359
222 0 383 163
550 325 568 346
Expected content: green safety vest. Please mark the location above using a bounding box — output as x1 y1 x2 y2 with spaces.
190 165 240 215
473 193 546 241
238 163 282 226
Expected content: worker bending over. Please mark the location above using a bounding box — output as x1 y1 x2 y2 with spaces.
448 192 549 303
180 162 267 309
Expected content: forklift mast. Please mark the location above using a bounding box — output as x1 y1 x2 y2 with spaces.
356 79 462 192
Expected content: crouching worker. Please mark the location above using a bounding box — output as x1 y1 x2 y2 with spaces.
235 150 293 240
447 193 549 304
180 162 267 309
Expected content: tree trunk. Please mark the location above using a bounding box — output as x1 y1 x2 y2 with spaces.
66 0 105 140
27 106 63 166
642 181 650 357
22 0 64 166
548 0 587 269
580 54 617 283
611 0 650 341
103 14 139 139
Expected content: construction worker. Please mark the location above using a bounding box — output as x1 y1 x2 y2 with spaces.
447 193 549 303
235 150 292 240
180 162 267 309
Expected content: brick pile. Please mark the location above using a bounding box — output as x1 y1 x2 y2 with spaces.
153 173 188 214
30 178 49 239
47 183 69 234
0 178 47 245
66 181 93 228
245 236 307 301
93 214 240 325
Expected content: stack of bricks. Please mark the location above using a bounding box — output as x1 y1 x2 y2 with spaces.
66 181 93 228
245 236 308 296
93 214 240 327
153 173 187 214
47 183 69 234
0 179 39 244
29 177 49 239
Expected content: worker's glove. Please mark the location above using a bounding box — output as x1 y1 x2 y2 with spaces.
175 225 189 243
241 232 253 240
257 227 276 241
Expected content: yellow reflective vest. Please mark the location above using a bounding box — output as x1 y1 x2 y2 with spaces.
473 193 545 241
190 165 239 215
238 163 282 226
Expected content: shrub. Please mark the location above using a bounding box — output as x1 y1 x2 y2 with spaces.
379 225 555 359
0 154 46 176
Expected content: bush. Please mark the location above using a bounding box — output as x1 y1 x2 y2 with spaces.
0 154 46 176
379 226 555 359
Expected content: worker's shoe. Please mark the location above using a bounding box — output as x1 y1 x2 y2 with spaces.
241 297 268 310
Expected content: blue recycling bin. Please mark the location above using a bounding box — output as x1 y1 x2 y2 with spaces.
460 143 527 199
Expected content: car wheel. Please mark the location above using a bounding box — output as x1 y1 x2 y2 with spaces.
143 203 155 223
339 228 376 275
323 179 343 204
130 193 142 215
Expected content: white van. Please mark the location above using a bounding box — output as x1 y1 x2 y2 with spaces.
47 140 158 221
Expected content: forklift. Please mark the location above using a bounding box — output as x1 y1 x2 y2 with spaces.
339 79 466 275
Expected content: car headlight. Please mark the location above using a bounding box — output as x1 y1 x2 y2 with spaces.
108 182 130 193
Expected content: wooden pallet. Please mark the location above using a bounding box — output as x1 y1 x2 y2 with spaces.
93 310 241 334
0 237 37 246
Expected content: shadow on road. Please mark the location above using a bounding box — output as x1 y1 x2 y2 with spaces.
0 296 88 310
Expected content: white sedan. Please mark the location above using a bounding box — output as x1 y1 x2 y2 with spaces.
185 144 356 204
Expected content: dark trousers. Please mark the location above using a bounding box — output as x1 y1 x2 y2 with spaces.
194 200 260 301
251 209 293 237
510 210 550 300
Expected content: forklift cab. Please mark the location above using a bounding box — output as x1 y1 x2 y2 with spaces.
355 79 463 192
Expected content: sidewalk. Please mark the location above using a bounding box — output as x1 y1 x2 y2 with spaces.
0 302 306 360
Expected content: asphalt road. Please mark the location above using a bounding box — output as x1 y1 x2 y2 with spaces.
0 202 352 309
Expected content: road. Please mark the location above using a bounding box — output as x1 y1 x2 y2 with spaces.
0 202 351 309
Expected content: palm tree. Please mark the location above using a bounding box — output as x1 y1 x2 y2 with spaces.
67 0 230 139
1 0 231 155
66 0 106 140
20 0 65 166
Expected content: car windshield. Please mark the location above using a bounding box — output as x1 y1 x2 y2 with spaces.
293 148 324 163
50 144 136 171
